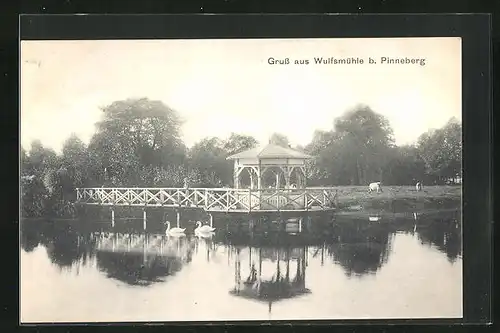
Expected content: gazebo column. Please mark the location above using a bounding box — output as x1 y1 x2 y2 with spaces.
257 163 262 190
284 166 292 188
235 248 241 291
300 166 307 188
257 248 263 295
296 170 301 188
248 168 254 189
234 162 240 189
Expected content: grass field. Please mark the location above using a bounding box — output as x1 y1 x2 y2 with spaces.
332 185 461 213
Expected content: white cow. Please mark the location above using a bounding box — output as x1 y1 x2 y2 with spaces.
415 181 422 191
368 182 382 193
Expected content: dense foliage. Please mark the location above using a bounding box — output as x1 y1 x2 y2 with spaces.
20 99 462 217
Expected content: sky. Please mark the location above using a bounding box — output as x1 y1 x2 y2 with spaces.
20 38 461 153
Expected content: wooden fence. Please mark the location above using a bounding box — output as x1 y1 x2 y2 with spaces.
76 187 338 212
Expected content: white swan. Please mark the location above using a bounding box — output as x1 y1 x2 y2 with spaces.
195 221 216 233
165 221 186 236
368 216 381 222
195 231 215 239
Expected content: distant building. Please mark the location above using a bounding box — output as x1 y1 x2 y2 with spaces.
446 174 462 185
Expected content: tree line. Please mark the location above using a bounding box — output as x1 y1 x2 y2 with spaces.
20 98 462 217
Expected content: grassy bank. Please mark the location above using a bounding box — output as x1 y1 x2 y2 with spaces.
334 185 461 214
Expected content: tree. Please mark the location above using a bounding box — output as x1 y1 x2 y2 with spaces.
188 137 230 186
333 105 395 185
269 132 290 147
21 147 28 174
305 130 360 186
305 106 395 186
441 118 462 180
305 130 336 184
382 145 427 185
21 141 61 217
61 134 91 191
88 98 187 186
25 140 59 175
223 133 259 156
417 118 462 183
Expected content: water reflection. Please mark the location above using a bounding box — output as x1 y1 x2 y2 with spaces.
20 211 462 278
20 210 462 321
414 211 462 263
229 245 310 313
93 232 194 286
20 221 95 271
20 220 42 252
328 221 393 277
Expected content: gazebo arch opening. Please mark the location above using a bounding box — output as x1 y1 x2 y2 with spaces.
259 165 307 189
289 166 306 189
261 166 285 189
239 169 253 189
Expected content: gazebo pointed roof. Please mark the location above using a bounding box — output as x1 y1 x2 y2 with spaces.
226 143 312 160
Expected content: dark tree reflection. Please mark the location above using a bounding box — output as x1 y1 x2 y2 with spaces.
44 234 82 268
21 219 94 270
94 233 194 286
96 252 184 286
43 223 94 271
20 220 42 252
327 219 393 277
416 212 462 262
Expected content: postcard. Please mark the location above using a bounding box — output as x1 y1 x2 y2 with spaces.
20 37 462 323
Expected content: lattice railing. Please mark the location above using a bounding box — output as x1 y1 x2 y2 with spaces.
76 187 337 212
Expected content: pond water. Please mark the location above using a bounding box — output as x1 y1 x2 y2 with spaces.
20 210 462 323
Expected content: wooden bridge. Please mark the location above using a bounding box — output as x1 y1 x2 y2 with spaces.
75 187 338 213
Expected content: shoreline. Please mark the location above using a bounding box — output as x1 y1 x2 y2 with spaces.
20 186 461 220
334 185 461 214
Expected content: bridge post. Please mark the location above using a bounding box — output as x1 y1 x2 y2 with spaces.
299 217 302 233
176 210 181 228
279 214 286 233
111 208 115 228
209 213 213 228
143 209 147 231
143 235 147 264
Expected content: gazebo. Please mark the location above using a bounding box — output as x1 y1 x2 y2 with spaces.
74 143 337 220
226 143 312 190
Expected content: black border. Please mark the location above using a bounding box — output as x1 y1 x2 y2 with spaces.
17 14 492 327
